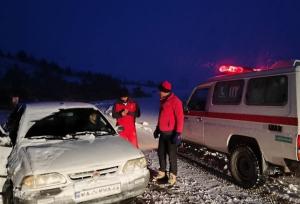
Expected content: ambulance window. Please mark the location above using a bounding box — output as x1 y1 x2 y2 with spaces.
246 75 287 106
212 80 244 105
188 88 209 111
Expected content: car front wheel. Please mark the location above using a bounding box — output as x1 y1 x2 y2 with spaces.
2 179 13 204
229 145 262 188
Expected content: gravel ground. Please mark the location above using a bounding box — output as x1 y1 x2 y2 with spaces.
134 148 300 204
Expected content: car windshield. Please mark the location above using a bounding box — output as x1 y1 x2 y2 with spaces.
25 108 116 139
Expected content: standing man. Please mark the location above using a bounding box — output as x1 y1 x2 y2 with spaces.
153 80 184 186
112 88 141 148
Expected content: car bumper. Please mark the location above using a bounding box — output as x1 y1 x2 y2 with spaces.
14 169 149 204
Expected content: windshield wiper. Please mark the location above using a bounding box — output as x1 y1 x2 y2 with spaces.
27 135 70 140
68 130 111 137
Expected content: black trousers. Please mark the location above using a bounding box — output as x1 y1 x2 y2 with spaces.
158 132 177 175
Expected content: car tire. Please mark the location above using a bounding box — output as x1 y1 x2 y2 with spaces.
229 145 262 188
120 197 135 204
2 180 14 204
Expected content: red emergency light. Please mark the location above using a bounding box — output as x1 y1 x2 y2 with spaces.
218 65 257 74
219 65 245 74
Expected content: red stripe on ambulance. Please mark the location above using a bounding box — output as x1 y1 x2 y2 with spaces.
186 111 298 126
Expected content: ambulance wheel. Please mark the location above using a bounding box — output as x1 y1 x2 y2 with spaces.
229 145 262 188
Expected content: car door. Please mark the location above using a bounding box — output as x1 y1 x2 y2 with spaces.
0 131 12 193
0 104 25 193
183 87 209 145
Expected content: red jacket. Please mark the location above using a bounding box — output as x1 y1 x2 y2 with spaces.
158 93 184 133
112 98 140 147
112 98 140 127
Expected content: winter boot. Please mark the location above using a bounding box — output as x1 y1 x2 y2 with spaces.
168 173 176 186
153 170 166 181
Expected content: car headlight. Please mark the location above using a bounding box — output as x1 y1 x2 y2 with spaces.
123 157 147 173
22 173 67 189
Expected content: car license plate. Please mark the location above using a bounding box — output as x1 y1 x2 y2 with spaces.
75 183 121 202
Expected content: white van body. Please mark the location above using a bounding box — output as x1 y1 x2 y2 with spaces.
183 60 300 188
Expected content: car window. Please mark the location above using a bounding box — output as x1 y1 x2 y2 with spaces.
188 88 209 111
25 108 115 138
212 80 244 105
246 75 288 106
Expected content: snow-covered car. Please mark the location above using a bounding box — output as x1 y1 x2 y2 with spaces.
0 102 149 203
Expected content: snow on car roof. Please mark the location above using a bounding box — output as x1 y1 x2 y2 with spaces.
25 101 97 113
16 102 99 140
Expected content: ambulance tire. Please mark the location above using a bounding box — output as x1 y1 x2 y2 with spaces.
229 145 262 188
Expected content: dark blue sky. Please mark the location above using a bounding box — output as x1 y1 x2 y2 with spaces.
1 0 300 88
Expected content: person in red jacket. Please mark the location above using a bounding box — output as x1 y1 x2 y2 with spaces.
112 88 140 148
153 80 184 186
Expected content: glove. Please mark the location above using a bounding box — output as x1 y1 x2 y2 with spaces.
153 128 160 139
171 132 182 146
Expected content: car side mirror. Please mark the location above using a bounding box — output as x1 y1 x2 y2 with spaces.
116 125 124 133
183 102 189 113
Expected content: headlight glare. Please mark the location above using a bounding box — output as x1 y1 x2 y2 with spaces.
22 173 66 189
123 157 147 173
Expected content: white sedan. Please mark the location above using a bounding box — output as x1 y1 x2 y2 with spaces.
0 102 149 203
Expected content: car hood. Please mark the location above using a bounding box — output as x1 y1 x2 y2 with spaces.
23 135 143 174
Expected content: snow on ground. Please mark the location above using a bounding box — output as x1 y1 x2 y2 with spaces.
134 97 160 150
138 150 269 204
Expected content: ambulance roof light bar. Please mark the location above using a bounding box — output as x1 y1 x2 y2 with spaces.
219 60 300 75
218 65 254 74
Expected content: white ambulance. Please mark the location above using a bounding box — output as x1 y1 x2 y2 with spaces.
183 60 300 188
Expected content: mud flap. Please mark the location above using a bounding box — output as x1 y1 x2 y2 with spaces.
285 159 300 176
